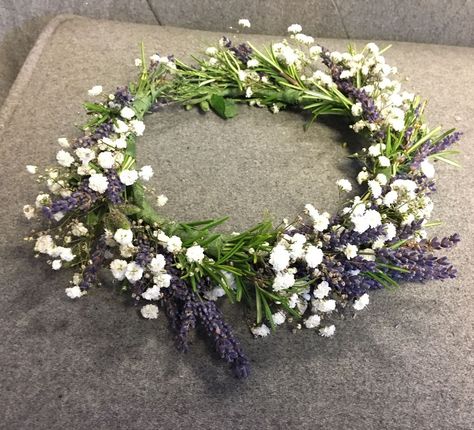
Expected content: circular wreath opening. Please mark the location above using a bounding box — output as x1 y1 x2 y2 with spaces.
24 22 461 378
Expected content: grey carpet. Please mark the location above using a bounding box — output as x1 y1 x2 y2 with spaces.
0 15 472 430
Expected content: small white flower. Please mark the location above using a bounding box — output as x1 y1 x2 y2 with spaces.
56 150 75 167
245 87 253 98
114 228 133 246
272 311 286 325
270 104 280 114
53 212 64 222
203 286 226 301
119 169 139 186
368 180 382 198
149 254 166 274
305 245 324 268
139 165 154 181
336 178 352 192
272 272 295 291
35 235 55 254
186 245 205 264
365 43 379 54
383 190 398 206
142 285 162 301
23 204 35 219
313 280 331 299
251 324 270 337
166 236 182 253
205 46 218 56
378 155 391 167
368 144 382 157
344 244 358 259
351 102 363 116
269 245 290 272
314 299 336 313
375 173 388 186
154 272 172 289
357 170 369 184
294 33 314 45
110 259 128 280
134 58 142 67
287 23 302 34
58 247 75 262
114 119 129 134
150 54 160 63
384 223 397 240
51 259 62 270
57 137 70 148
88 85 103 96
75 147 95 164
120 106 135 120
238 18 251 28
125 261 143 283
65 286 85 299
71 222 88 237
304 314 321 329
130 120 145 136
353 293 370 310
309 45 322 57
35 193 50 208
141 304 159 319
157 194 168 207
26 165 37 174
88 173 109 194
97 151 115 169
420 159 435 178
247 59 259 68
319 324 336 337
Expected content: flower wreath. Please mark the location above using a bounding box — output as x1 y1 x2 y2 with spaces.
24 21 461 378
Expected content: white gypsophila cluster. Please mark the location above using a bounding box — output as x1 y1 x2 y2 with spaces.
264 201 365 337
23 92 158 227
330 44 415 134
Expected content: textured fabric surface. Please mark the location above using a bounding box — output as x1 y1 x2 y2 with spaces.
2 0 474 108
0 15 473 430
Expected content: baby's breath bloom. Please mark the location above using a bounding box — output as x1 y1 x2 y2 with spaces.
238 19 251 28
119 169 139 186
65 286 85 299
23 205 35 219
114 228 133 246
336 178 352 192
57 137 69 148
287 23 302 34
141 304 159 319
251 324 270 337
88 173 109 194
88 85 103 96
305 245 324 268
420 159 435 178
319 325 336 337
304 314 321 329
139 165 154 181
186 245 205 264
56 150 75 167
157 194 168 206
120 106 135 120
353 293 370 310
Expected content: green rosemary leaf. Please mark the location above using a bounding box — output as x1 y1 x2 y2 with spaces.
209 94 238 119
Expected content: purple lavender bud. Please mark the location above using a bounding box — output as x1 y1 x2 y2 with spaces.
230 43 253 63
114 86 134 107
44 180 99 219
79 235 108 291
106 169 125 205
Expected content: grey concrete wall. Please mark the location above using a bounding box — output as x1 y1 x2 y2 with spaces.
1 0 473 105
